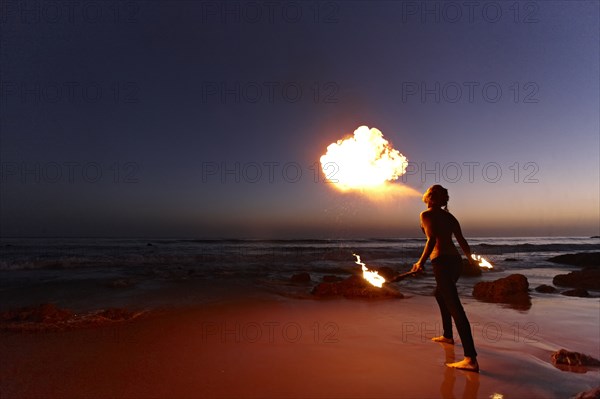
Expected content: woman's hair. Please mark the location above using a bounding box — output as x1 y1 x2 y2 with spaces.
422 185 450 211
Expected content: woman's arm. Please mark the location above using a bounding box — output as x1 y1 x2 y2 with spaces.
453 217 472 259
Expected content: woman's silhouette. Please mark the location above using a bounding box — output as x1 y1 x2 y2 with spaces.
411 185 479 372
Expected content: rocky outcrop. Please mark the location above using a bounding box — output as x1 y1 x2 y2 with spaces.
552 349 600 367
0 304 145 332
374 266 397 281
570 386 600 399
553 269 600 290
290 272 312 283
472 274 530 308
312 275 403 299
109 278 136 288
461 259 482 277
547 253 600 267
0 303 73 323
535 284 557 293
561 288 590 297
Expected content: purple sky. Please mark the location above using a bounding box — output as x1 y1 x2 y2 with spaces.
1 1 598 238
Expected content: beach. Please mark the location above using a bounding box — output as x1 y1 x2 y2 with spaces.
0 237 599 398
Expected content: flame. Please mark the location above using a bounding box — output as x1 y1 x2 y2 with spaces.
471 254 493 269
320 126 415 196
353 253 386 288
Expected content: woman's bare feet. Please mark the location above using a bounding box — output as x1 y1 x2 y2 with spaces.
446 357 479 372
431 336 454 344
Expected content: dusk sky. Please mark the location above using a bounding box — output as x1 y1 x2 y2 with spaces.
1 1 599 238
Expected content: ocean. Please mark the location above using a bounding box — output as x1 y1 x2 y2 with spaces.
0 236 598 311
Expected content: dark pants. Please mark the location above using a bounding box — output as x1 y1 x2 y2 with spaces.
431 255 477 358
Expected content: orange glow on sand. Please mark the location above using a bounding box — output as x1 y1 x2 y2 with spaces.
320 126 419 199
354 253 386 287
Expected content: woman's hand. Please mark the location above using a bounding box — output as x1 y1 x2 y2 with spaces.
411 262 424 273
468 256 479 268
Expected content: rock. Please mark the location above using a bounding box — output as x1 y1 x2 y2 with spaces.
504 258 518 262
462 259 482 277
535 284 557 293
147 242 153 246
571 386 600 399
553 269 600 290
472 274 530 308
552 349 600 367
322 275 343 283
547 253 600 267
561 288 590 297
97 308 138 321
312 275 403 299
109 278 136 288
0 303 73 323
0 304 145 332
374 266 397 281
290 272 311 283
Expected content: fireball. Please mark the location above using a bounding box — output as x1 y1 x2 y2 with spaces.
320 126 409 191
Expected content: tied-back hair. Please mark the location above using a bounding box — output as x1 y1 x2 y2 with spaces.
422 184 450 212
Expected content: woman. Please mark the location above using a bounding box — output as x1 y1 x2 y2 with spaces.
411 185 479 372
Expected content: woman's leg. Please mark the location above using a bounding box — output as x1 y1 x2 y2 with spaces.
434 278 454 339
432 258 477 358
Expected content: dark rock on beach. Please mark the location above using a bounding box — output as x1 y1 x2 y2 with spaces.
374 266 397 281
472 274 530 308
547 252 600 267
561 288 590 297
109 278 136 288
570 386 600 399
322 275 343 283
461 259 482 277
0 304 145 332
96 308 139 321
535 284 557 293
552 349 600 367
312 275 403 299
290 272 312 283
0 303 73 323
553 269 600 290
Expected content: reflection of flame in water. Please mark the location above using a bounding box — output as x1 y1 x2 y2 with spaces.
320 126 415 197
353 253 386 288
471 254 493 269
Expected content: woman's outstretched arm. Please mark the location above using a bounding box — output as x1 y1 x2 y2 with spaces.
453 217 472 259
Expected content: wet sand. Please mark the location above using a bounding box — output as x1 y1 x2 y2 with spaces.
1 293 598 398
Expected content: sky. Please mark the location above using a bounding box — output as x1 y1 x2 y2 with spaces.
1 0 599 238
